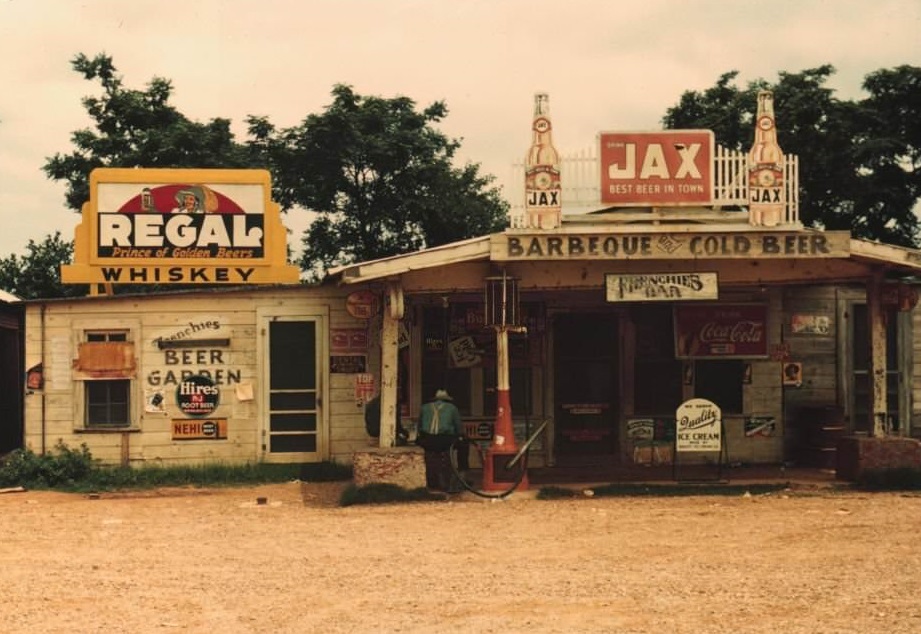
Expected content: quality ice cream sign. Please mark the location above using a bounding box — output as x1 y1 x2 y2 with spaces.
675 398 721 452
61 168 300 285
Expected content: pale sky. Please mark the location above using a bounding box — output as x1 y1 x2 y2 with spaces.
0 0 919 260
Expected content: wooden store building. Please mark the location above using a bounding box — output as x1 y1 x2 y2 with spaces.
16 92 921 481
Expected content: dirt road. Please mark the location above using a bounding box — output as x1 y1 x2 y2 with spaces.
1 482 919 633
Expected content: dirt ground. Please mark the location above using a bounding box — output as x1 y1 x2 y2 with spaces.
2 481 920 634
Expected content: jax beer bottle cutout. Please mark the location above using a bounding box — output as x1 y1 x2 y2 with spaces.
748 90 785 227
525 93 562 229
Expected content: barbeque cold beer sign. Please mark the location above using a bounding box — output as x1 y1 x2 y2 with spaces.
61 168 300 285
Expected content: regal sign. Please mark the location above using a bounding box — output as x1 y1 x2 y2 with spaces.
600 131 714 206
674 303 767 358
61 168 300 285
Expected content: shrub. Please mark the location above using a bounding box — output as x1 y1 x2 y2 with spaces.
0 442 96 488
0 442 351 492
339 483 442 506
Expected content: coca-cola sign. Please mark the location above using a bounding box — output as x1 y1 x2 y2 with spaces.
674 304 768 358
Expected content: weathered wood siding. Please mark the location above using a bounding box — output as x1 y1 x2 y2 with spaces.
911 303 921 437
23 286 379 467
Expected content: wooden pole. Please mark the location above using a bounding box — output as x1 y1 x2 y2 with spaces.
867 270 888 437
379 282 402 447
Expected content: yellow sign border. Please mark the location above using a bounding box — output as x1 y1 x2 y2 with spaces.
62 168 300 284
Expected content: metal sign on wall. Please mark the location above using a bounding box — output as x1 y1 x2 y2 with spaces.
172 418 228 440
605 272 718 302
599 130 714 206
61 168 300 285
674 303 768 358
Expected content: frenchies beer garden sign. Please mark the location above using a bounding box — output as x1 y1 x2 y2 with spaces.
61 168 300 285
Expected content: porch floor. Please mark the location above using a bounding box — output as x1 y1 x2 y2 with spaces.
468 463 840 489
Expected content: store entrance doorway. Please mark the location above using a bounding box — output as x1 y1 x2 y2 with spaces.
553 313 619 463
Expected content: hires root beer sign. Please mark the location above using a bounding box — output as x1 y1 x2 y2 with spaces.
599 131 714 206
674 303 767 358
61 168 300 285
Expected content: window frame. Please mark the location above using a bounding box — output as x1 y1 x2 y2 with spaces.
73 324 139 431
843 299 910 434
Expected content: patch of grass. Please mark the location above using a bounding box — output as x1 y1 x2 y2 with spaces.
536 482 790 500
0 442 351 492
854 467 921 491
339 483 445 506
299 461 354 483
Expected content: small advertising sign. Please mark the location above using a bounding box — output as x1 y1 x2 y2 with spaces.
791 314 830 335
330 328 369 353
675 398 721 452
600 130 714 206
176 374 220 417
345 291 379 319
606 272 718 303
354 373 375 403
448 336 482 368
674 303 767 358
782 362 803 387
744 416 776 438
172 418 228 440
626 419 655 441
330 355 367 374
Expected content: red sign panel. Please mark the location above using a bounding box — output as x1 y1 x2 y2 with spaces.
599 131 713 206
330 328 369 353
674 304 767 358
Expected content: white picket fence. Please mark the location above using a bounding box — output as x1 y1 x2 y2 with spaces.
508 144 799 228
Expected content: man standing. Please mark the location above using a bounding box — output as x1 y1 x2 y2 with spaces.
416 389 464 492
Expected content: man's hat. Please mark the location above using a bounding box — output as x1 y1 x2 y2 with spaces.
434 389 453 401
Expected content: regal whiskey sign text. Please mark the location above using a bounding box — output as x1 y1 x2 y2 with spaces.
62 168 299 285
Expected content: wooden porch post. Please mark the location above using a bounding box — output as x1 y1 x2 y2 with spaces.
867 270 889 437
379 281 403 447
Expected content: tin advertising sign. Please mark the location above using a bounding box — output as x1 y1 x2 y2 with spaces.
599 130 714 206
674 303 767 358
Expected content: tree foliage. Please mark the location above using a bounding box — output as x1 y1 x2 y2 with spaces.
663 65 921 247
40 54 508 286
43 53 257 212
0 232 87 299
247 84 508 277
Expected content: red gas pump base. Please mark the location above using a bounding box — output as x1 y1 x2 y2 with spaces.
481 447 529 491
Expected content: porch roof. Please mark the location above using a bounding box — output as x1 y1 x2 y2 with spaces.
324 230 921 286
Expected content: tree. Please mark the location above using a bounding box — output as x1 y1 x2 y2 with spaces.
663 65 921 247
0 232 87 299
246 84 508 277
42 55 508 286
43 54 257 213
